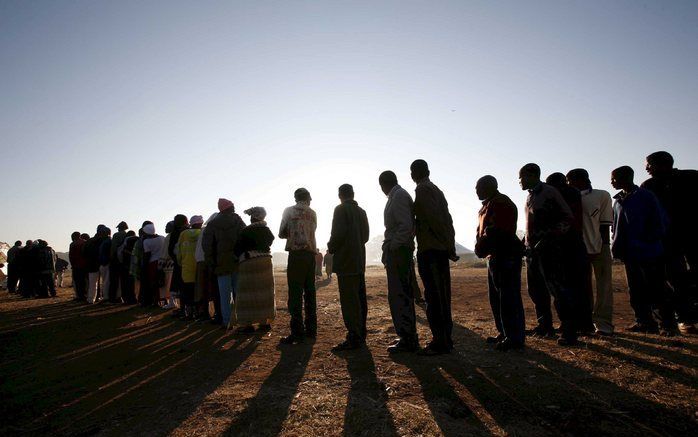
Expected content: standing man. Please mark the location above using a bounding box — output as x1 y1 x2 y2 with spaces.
69 232 88 301
203 199 246 328
37 240 56 298
85 225 110 304
520 163 579 345
278 188 318 344
315 249 324 279
475 175 526 351
6 241 22 294
379 170 420 353
109 221 129 303
328 184 370 351
567 169 615 336
411 159 458 355
611 166 678 336
323 251 333 280
642 151 698 334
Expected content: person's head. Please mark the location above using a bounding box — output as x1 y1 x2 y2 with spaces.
80 233 90 241
70 232 81 242
165 221 175 234
519 163 541 190
294 188 312 204
174 214 189 230
338 183 354 201
96 224 108 237
545 172 568 190
378 170 398 196
410 159 430 182
244 207 267 223
25 240 33 247
143 223 156 236
475 175 498 201
14 240 22 247
611 166 634 191
116 221 128 231
125 230 136 237
218 198 235 213
189 215 204 229
38 239 47 248
566 168 591 191
646 151 674 178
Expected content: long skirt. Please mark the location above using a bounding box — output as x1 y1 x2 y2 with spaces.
234 256 275 326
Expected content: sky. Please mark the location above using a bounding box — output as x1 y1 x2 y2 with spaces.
1 0 697 253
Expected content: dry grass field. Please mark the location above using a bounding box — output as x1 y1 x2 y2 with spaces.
0 265 696 436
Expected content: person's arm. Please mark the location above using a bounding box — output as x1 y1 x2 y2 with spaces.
361 208 370 244
390 191 415 251
278 208 290 239
599 192 613 245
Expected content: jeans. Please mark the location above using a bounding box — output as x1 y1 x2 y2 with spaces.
385 247 418 344
287 251 317 337
217 272 239 325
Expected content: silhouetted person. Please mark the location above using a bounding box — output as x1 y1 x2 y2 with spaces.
611 166 678 336
379 170 419 353
475 175 526 351
328 184 370 351
18 240 36 298
36 240 56 297
546 171 594 333
567 168 615 335
108 221 128 302
177 215 203 320
411 159 458 355
69 232 88 301
323 251 333 280
168 214 189 308
118 230 137 304
6 241 21 293
85 225 110 304
520 163 578 345
55 257 68 288
315 249 323 278
642 151 698 334
278 188 318 344
203 199 246 327
98 227 112 301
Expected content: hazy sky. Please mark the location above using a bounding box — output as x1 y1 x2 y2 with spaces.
2 0 697 253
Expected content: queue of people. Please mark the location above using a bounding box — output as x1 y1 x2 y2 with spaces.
3 152 696 355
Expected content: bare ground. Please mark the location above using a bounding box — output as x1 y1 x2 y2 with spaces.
0 265 696 436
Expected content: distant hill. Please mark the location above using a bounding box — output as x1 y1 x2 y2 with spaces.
366 235 473 265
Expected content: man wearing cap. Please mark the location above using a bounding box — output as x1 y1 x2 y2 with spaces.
411 159 459 355
279 188 318 344
328 184 370 351
203 199 246 327
177 215 204 320
108 221 129 303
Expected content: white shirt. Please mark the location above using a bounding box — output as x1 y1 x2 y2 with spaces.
143 235 166 261
580 188 613 254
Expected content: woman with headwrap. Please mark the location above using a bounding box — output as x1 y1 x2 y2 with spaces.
233 207 276 331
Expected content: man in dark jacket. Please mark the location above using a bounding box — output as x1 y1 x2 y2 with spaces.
328 184 370 351
642 151 698 334
69 232 88 301
85 225 110 304
475 175 525 351
36 240 56 297
109 221 128 303
6 241 22 294
19 241 39 298
411 159 459 355
612 165 678 336
202 198 246 327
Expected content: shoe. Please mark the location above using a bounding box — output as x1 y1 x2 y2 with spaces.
659 326 680 337
627 323 659 334
530 326 556 338
279 334 303 345
557 336 578 346
578 324 596 336
495 339 524 351
332 340 361 352
594 329 614 337
387 340 419 353
678 323 698 335
486 334 505 344
417 343 449 356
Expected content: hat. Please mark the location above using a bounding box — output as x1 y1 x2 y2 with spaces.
143 224 156 235
218 198 234 212
244 206 267 221
190 215 204 226
116 221 128 230
294 187 312 202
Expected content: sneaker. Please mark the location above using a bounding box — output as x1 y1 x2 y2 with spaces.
332 340 361 352
627 323 659 334
486 334 505 344
387 340 419 353
279 334 303 345
495 339 525 351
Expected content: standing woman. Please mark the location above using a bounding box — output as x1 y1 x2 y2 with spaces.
233 207 276 332
141 223 165 307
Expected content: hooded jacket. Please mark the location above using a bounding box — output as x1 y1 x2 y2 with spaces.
202 209 246 275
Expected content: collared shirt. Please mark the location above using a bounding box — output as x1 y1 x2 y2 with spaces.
279 201 317 253
383 184 415 251
612 185 667 261
580 188 613 254
413 177 456 254
476 192 520 258
525 182 573 248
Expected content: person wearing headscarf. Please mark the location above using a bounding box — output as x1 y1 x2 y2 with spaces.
177 215 203 320
233 207 276 332
202 198 246 327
